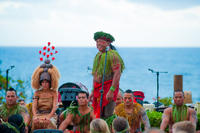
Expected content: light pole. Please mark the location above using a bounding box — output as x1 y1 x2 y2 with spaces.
6 65 15 90
148 68 168 108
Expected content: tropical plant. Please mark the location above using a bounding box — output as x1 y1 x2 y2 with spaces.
159 97 173 106
0 61 28 104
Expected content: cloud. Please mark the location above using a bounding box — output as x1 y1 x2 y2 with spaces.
0 0 200 47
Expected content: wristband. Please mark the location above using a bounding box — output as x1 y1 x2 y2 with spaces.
110 86 115 91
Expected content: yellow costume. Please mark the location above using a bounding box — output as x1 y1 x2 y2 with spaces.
115 103 142 130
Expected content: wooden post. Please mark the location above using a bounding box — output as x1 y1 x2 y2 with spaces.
184 91 192 104
174 75 183 91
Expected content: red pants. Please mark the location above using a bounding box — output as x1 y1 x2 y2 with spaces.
92 80 119 118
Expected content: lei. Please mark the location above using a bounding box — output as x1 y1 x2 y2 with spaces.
115 103 142 129
172 104 188 122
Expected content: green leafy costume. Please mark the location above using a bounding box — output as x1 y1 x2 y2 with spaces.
92 49 125 79
0 103 27 122
172 104 188 122
64 104 93 133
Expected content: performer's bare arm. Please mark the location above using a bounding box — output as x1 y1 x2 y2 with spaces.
111 56 121 89
106 56 121 102
21 110 30 125
189 108 197 128
21 108 30 133
160 108 171 131
141 108 150 130
59 113 73 131
48 91 58 119
32 92 39 116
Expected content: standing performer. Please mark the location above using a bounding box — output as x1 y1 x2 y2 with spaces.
31 42 60 130
160 90 197 133
89 31 125 121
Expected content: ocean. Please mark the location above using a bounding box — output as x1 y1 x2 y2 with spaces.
0 47 200 103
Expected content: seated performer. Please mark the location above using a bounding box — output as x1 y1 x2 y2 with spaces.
31 43 60 130
59 90 95 133
160 90 197 133
0 88 29 126
115 89 150 133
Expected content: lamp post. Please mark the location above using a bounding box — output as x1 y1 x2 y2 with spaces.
148 68 168 108
6 65 15 90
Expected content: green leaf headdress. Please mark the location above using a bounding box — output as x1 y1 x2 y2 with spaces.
94 31 115 43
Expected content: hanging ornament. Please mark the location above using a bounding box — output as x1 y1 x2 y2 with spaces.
40 57 43 61
38 42 58 62
43 46 47 50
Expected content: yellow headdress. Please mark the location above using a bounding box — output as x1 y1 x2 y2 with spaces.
31 42 60 91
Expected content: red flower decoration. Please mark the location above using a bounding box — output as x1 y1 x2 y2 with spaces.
55 51 58 54
43 46 47 50
52 57 55 60
47 48 50 52
47 54 50 58
43 52 46 56
50 52 53 56
39 50 42 54
48 42 51 46
40 57 43 61
52 46 55 50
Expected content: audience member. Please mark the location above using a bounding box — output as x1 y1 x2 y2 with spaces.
112 117 130 133
143 128 165 133
90 118 110 133
8 114 25 133
172 121 196 133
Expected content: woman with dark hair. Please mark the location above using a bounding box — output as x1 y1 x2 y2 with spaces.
8 114 25 133
0 124 18 133
31 43 60 130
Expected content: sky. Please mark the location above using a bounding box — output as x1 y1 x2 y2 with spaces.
0 0 200 47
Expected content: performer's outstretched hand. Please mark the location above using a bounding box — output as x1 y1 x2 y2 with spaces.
106 90 114 102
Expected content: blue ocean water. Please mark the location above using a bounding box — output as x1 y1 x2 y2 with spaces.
0 47 200 103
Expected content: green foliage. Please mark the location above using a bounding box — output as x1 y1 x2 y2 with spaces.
147 111 163 127
197 113 200 130
0 96 3 104
0 74 7 89
144 111 200 131
0 61 28 104
159 97 173 106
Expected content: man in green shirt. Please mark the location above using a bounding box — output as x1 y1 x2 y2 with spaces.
0 88 29 126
